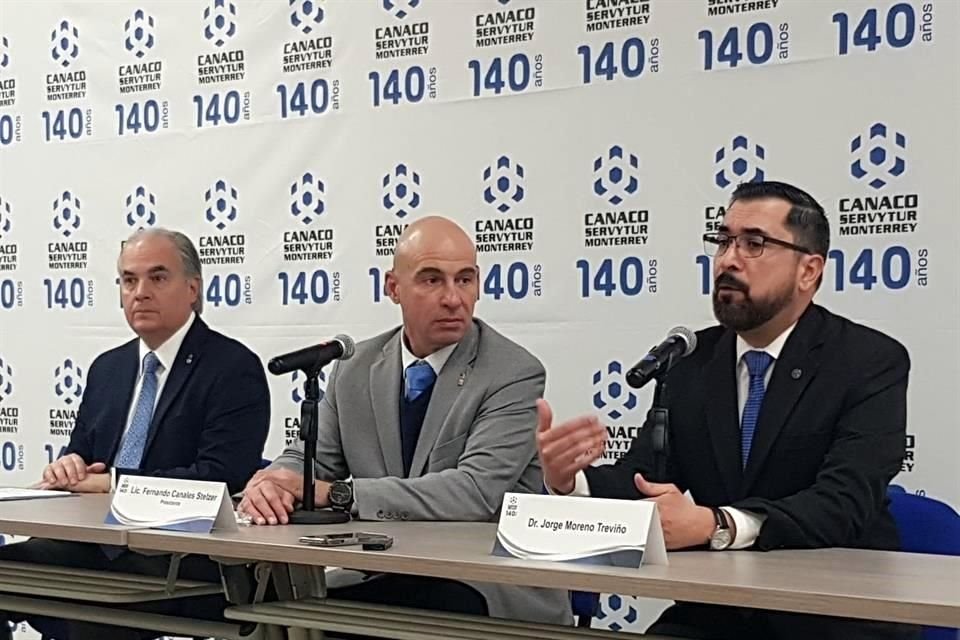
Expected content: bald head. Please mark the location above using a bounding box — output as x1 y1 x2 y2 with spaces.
385 216 479 358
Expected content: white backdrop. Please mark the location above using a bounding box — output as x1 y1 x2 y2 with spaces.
0 0 957 632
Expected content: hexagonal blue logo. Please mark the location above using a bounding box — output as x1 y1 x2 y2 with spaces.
850 122 906 190
714 135 765 190
592 361 637 421
54 358 84 406
125 185 157 229
594 145 640 206
382 164 421 219
291 370 326 404
383 0 421 20
596 593 639 632
290 0 324 35
0 35 10 69
0 196 11 239
203 0 237 48
0 356 12 403
204 179 238 231
290 172 325 225
51 19 80 68
124 9 156 59
483 155 525 214
52 190 81 238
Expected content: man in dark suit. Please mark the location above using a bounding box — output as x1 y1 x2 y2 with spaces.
0 228 270 640
536 181 917 640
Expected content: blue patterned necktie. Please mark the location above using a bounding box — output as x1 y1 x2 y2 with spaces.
405 360 436 402
741 350 774 469
115 352 161 469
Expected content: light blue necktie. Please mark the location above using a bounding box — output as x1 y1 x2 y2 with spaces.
741 350 773 469
404 360 436 402
115 352 161 469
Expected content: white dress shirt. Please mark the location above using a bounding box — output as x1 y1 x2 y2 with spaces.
557 322 798 550
400 333 458 379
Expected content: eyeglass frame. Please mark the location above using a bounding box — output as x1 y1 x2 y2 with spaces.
702 231 813 258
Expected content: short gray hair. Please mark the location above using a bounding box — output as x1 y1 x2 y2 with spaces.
119 227 204 314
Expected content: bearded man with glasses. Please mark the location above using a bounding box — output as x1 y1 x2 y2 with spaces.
535 181 916 640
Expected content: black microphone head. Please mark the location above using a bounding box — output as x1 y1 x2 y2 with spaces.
332 334 356 360
667 326 697 357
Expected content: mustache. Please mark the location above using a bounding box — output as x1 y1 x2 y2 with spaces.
714 272 748 293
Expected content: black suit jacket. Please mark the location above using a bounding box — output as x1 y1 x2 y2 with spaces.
586 304 915 639
66 317 270 495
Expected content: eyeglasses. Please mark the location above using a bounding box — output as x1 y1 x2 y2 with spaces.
702 232 812 258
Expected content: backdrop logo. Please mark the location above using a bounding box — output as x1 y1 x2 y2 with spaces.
290 370 326 404
594 145 640 205
290 173 325 225
714 135 765 190
850 122 906 190
54 359 83 406
592 361 637 421
0 197 11 239
124 9 156 59
0 35 9 69
483 155 525 214
51 20 80 68
383 0 421 19
203 0 237 48
290 0 324 35
204 179 238 231
0 357 12 402
382 164 421 219
52 190 81 238
596 594 639 632
125 186 157 228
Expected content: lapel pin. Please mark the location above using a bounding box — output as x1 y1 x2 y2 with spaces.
457 372 465 387
791 368 802 380
186 354 194 364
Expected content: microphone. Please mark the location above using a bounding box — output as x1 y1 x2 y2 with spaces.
626 327 697 389
267 335 356 375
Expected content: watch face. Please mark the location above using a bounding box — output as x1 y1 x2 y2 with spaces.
329 482 351 506
710 529 733 550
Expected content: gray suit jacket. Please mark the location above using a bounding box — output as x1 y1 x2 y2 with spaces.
272 318 572 625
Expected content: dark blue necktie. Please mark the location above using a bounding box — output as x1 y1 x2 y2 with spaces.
405 360 436 402
741 350 773 468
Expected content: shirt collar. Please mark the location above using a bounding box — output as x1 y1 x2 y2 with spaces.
399 331 458 376
137 312 196 375
735 321 797 366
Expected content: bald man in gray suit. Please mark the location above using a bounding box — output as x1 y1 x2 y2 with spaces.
240 216 571 628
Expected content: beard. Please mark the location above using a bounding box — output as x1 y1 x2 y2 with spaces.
712 272 793 332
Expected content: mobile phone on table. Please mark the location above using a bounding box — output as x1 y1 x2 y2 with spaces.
298 532 393 549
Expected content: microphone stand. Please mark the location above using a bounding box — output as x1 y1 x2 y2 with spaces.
645 354 673 484
289 364 349 524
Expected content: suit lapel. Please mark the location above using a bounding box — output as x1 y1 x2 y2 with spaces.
409 322 479 477
703 330 743 500
370 335 404 478
143 318 205 457
741 306 825 492
106 341 141 461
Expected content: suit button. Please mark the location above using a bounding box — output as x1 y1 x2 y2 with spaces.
401 513 409 520
377 510 384 519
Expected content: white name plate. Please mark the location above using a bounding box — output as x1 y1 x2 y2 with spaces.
105 475 237 533
493 492 667 568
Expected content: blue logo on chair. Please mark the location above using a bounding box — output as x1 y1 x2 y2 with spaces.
204 179 238 231
0 36 10 69
0 196 11 239
850 122 906 190
290 0 324 35
54 359 84 406
126 185 157 229
290 172 325 225
594 145 640 206
592 361 636 421
382 164 421 219
483 155 525 214
52 190 81 238
290 370 326 404
383 0 420 20
0 356 12 402
51 19 80 68
124 9 155 59
203 0 237 48
596 594 639 631
714 135 765 190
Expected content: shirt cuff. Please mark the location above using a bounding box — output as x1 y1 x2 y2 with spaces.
721 507 765 549
110 467 116 493
545 471 592 497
